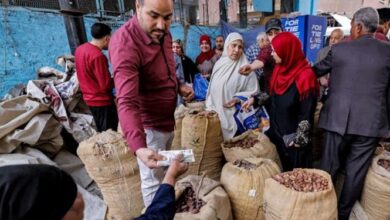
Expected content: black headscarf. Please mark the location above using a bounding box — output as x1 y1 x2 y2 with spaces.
0 164 77 220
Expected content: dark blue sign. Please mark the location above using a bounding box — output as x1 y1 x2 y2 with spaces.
281 15 327 64
282 16 306 50
306 16 327 64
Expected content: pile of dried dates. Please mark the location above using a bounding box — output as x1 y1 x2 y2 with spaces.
176 187 206 214
378 159 390 172
225 137 259 149
273 169 329 192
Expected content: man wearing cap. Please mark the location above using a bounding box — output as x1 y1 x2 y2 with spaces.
239 18 283 92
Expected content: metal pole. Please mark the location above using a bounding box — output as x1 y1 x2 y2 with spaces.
206 0 209 25
58 0 88 54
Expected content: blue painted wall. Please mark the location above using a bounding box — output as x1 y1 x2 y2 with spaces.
0 6 221 97
296 0 318 15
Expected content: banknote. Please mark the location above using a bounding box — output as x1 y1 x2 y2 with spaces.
157 149 195 166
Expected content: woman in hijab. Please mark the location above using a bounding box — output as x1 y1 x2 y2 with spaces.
196 35 219 79
172 39 199 84
0 164 83 220
206 32 259 140
246 32 318 171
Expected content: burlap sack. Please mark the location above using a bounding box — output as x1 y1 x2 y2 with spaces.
361 154 390 220
181 111 224 180
77 130 143 220
0 96 48 141
349 201 368 220
263 169 337 220
222 130 281 168
174 175 232 220
221 158 281 220
185 101 205 111
171 105 190 150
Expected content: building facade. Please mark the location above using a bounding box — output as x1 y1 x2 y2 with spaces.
317 0 390 17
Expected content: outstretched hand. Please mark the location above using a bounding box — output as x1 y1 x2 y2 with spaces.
238 64 252 75
224 98 240 108
135 148 164 169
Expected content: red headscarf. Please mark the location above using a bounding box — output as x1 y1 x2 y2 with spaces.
269 32 319 99
196 35 215 65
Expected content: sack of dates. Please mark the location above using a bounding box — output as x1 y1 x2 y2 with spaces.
263 169 337 220
181 111 224 180
221 158 281 220
171 105 190 150
361 154 390 220
374 141 390 156
174 175 233 220
222 130 281 168
77 130 143 219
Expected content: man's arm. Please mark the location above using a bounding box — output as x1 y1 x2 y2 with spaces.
239 45 271 75
109 40 146 152
134 155 189 220
312 49 333 78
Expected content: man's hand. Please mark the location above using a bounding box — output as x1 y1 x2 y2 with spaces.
242 97 255 111
319 76 329 87
163 154 189 186
239 64 252 75
135 148 164 169
223 98 240 108
179 84 194 101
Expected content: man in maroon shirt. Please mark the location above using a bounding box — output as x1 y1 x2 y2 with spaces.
239 18 283 92
109 0 193 207
75 23 118 132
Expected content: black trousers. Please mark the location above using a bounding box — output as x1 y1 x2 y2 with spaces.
89 104 118 132
320 131 379 220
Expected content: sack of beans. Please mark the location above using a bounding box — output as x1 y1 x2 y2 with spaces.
361 154 390 220
171 105 190 150
77 130 143 219
263 169 337 220
375 141 390 156
220 158 280 220
222 130 281 168
185 101 205 111
174 175 232 220
181 111 224 180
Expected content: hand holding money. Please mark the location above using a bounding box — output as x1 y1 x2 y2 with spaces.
157 149 195 166
164 154 189 186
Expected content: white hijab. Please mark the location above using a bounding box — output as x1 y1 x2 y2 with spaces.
205 32 259 140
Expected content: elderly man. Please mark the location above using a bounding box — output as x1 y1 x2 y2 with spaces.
109 0 194 207
316 28 344 101
239 18 283 92
313 7 390 219
245 32 269 86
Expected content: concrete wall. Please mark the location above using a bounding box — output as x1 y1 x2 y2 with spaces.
0 6 220 97
0 6 102 96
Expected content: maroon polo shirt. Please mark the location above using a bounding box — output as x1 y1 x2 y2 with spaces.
109 16 178 153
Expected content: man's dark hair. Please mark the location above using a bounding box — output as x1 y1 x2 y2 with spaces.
91 23 112 39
